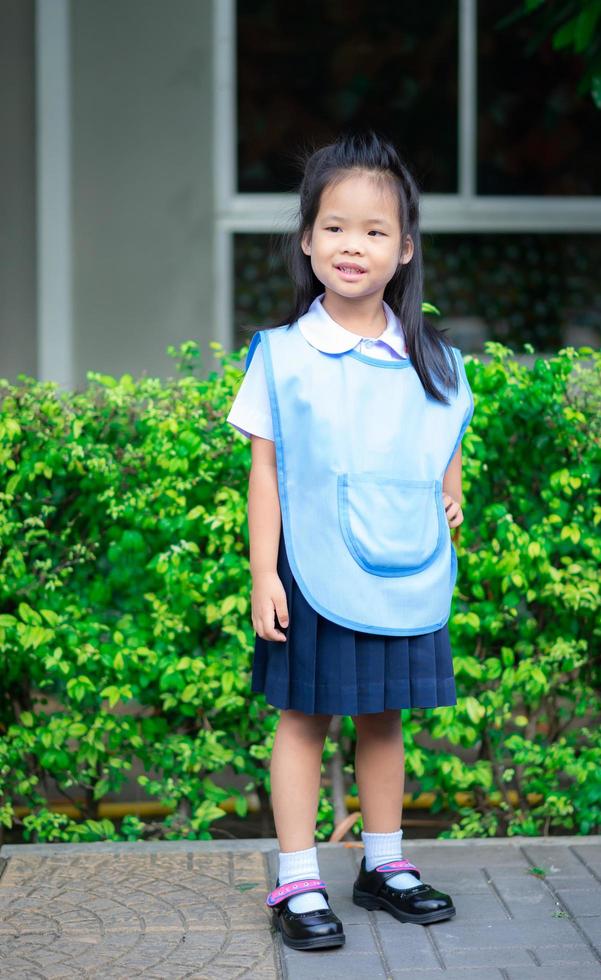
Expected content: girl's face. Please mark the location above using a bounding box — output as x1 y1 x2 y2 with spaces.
301 170 414 303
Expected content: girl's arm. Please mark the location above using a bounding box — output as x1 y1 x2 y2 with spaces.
442 444 463 508
249 435 281 574
248 434 289 641
442 444 464 546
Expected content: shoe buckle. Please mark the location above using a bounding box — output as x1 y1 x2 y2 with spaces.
374 859 421 878
266 878 327 907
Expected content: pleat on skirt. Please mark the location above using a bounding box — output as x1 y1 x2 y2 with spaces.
251 527 457 715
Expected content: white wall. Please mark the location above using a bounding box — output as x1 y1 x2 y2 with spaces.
71 0 215 387
0 0 37 381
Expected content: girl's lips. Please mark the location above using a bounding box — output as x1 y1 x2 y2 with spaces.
335 264 367 281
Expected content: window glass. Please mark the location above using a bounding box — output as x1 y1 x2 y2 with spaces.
477 2 601 195
234 233 601 353
237 0 458 194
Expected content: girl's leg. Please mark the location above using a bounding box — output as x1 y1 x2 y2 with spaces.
352 708 404 831
352 708 420 889
270 708 332 850
270 708 333 912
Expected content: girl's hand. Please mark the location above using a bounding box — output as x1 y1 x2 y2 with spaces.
251 571 289 642
442 492 464 529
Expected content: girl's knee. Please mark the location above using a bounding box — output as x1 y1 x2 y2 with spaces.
279 708 332 737
352 708 402 735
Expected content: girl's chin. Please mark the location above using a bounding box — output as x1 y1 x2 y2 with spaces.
323 283 382 303
322 275 370 293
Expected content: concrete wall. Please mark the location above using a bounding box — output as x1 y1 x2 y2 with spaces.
71 0 215 387
0 0 37 381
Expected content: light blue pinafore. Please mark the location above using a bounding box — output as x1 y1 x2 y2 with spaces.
246 321 474 637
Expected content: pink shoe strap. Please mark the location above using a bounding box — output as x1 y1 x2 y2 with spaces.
266 878 327 907
374 859 421 878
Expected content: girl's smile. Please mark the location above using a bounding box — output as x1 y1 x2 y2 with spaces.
335 263 368 281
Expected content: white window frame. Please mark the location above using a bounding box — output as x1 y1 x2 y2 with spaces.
213 0 601 349
36 0 73 388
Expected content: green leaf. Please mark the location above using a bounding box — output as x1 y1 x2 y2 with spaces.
18 603 42 625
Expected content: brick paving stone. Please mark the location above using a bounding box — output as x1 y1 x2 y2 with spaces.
1 836 600 978
372 920 445 970
0 848 279 979
555 888 601 917
579 918 601 948
437 946 537 969
282 921 387 980
506 970 601 980
480 874 569 919
532 942 601 966
430 917 587 948
572 844 601 875
389 971 506 980
437 891 510 921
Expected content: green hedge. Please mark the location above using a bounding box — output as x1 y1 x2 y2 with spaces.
0 340 599 843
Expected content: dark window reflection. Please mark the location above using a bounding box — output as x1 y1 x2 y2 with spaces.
234 233 601 353
237 0 458 194
478 2 601 195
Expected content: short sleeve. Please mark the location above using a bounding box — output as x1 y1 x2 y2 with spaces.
456 350 475 431
226 339 274 441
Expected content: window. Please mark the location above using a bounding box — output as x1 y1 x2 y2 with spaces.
477 1 601 195
237 0 458 193
214 0 601 355
234 232 601 352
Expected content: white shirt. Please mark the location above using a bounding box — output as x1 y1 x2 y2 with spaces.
227 293 409 441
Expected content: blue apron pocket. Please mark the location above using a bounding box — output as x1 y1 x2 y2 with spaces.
337 473 446 577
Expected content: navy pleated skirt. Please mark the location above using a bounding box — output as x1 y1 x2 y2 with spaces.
251 528 457 715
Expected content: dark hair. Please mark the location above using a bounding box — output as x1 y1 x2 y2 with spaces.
252 130 459 403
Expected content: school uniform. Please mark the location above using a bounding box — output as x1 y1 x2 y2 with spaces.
227 293 474 715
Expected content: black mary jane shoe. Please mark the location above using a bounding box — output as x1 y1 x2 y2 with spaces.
353 857 456 925
266 876 345 950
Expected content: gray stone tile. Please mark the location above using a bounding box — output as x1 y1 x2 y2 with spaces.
533 942 601 965
448 891 512 921
424 872 498 894
374 919 444 969
506 969 601 980
556 888 601 917
315 845 358 876
520 844 600 889
284 953 388 980
429 917 586 949
578 916 601 950
282 923 385 979
441 946 537 968
572 844 601 875
323 890 377 926
484 874 569 919
390 972 505 980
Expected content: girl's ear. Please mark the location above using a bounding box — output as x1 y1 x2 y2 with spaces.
301 230 312 256
399 234 414 266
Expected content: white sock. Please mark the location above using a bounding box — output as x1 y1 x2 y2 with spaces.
278 845 329 913
361 828 421 890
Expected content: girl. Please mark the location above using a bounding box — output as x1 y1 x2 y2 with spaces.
227 131 474 951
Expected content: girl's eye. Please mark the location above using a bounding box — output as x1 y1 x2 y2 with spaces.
368 230 386 236
325 226 341 232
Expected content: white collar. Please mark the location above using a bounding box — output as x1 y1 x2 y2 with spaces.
297 293 408 357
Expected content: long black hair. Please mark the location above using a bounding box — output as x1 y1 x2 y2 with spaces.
254 130 459 404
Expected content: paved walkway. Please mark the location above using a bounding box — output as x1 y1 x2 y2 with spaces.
0 836 599 979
